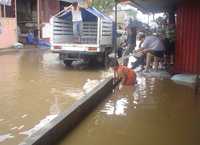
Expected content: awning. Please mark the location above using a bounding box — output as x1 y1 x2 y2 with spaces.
59 0 85 3
119 0 182 13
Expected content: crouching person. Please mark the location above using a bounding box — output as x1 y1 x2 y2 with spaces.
109 58 137 90
133 34 165 72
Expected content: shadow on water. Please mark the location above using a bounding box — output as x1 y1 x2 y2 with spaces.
64 59 107 72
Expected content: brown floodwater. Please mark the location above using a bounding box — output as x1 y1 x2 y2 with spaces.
0 49 107 145
59 76 200 145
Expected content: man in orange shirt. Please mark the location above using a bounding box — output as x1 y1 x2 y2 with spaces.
109 58 136 89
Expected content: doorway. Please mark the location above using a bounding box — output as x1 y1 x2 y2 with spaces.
16 0 38 42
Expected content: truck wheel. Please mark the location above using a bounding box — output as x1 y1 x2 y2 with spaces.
64 60 72 66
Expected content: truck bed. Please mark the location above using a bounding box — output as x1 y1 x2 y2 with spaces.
52 17 98 45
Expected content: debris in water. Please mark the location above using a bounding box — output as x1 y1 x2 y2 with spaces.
0 134 14 142
0 119 4 122
18 125 25 130
10 126 18 131
21 114 28 118
83 79 101 94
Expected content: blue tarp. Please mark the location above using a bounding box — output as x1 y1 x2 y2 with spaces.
58 7 112 22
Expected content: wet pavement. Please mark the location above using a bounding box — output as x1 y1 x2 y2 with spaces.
59 77 200 145
1 48 200 145
0 49 108 145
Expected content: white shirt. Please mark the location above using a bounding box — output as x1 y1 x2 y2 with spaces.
72 8 82 22
142 36 164 51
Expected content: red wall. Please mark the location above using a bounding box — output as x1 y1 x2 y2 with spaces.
175 3 200 74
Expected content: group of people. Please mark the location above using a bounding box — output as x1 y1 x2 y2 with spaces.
109 25 176 89
131 33 165 72
109 33 166 89
64 2 175 89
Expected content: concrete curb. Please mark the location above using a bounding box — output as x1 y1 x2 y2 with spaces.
0 48 18 54
20 77 117 145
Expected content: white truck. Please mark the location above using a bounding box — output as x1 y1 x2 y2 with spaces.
50 7 113 66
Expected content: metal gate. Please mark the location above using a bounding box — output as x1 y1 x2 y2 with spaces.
175 4 200 74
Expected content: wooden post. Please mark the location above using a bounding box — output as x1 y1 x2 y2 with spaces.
114 0 117 60
15 0 17 18
113 0 118 83
37 0 40 39
3 4 6 17
15 0 18 42
0 5 2 17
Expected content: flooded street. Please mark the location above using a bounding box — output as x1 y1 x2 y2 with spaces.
59 77 200 145
1 49 200 145
0 49 107 145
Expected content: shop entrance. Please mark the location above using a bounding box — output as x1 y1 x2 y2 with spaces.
16 0 38 42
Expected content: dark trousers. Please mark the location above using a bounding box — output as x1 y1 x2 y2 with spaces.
131 55 145 69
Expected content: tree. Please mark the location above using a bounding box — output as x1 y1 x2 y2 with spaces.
126 10 137 19
92 0 115 12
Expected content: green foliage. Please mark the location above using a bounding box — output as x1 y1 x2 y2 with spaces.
92 0 115 12
126 10 137 19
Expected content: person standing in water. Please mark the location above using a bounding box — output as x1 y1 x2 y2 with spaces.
65 2 83 38
109 58 137 90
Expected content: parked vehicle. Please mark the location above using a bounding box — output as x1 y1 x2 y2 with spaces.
50 7 113 67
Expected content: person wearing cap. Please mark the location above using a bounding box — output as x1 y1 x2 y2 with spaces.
109 58 136 89
64 2 83 38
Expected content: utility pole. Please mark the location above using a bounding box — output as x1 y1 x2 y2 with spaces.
0 5 2 17
37 0 40 39
114 0 118 60
3 4 6 17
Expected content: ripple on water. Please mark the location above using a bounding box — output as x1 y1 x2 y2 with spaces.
101 98 128 116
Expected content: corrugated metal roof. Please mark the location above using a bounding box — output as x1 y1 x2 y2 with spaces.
120 0 182 13
58 7 112 22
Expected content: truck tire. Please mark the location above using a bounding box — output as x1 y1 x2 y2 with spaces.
63 60 72 66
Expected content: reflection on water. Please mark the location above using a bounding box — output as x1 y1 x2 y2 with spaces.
59 76 200 145
0 49 105 145
101 98 128 116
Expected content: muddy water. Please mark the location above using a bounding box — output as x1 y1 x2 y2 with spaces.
59 76 200 145
0 49 108 145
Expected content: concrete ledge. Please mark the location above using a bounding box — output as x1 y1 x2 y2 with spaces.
20 77 117 145
171 74 197 87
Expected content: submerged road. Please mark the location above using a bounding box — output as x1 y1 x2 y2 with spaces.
0 48 110 145
59 76 200 145
1 48 200 145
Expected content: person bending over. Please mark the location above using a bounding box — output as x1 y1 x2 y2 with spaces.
133 34 164 72
109 58 136 90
